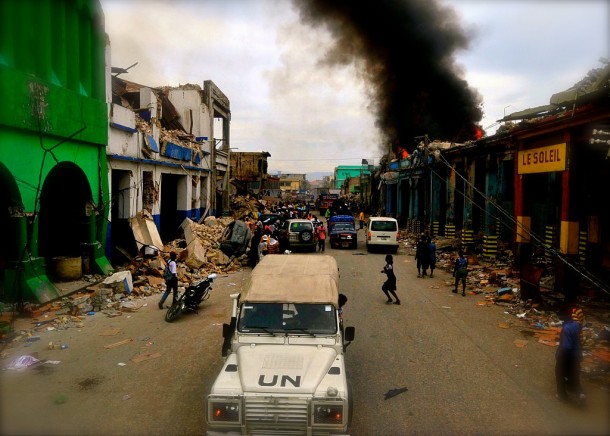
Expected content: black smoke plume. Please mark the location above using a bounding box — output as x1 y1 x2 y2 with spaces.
293 0 484 153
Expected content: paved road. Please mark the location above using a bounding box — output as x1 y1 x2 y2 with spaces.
1 271 239 436
1 231 608 435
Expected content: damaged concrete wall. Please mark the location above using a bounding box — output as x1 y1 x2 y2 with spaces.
230 152 268 180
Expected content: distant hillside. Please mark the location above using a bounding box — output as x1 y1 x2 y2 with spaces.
268 171 331 181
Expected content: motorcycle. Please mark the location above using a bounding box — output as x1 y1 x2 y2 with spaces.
165 273 217 322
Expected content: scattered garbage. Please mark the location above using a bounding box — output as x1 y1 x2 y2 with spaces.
47 342 69 350
497 287 513 296
384 387 408 400
5 355 40 370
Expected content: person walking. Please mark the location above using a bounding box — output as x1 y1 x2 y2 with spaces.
316 222 327 252
380 254 400 305
159 251 178 309
427 237 437 278
248 225 263 268
415 234 429 277
556 308 586 404
358 210 365 230
453 250 468 296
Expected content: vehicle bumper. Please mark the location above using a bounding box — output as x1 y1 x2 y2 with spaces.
207 431 350 436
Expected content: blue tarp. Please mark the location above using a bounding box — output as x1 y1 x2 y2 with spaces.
163 141 192 161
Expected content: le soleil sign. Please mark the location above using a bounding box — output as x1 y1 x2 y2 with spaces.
517 143 567 174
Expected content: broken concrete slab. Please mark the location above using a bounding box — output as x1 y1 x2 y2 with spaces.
103 271 134 295
130 213 163 253
185 238 208 269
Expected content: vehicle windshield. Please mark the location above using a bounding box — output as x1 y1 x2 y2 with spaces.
238 303 337 334
371 221 397 231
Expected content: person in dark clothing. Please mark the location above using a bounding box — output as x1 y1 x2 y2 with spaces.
415 234 429 277
159 251 178 309
453 250 468 296
381 254 400 305
249 225 263 268
555 308 586 404
427 237 437 278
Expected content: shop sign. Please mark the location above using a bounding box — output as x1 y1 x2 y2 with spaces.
518 143 567 174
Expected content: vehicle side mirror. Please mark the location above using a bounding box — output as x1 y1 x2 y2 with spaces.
221 319 236 357
344 326 355 342
223 318 236 339
222 323 232 339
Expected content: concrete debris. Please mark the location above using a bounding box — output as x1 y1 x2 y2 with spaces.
0 196 267 344
401 232 609 390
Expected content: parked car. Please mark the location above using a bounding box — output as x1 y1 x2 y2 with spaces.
219 220 252 257
328 215 357 249
366 217 399 253
279 219 316 252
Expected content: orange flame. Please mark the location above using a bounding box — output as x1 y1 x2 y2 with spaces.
474 126 483 140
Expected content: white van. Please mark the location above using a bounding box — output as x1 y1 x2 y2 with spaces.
366 217 399 253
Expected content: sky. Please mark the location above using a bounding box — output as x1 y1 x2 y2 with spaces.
100 0 609 177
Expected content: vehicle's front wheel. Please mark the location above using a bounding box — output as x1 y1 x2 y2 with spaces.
347 378 354 430
165 303 182 322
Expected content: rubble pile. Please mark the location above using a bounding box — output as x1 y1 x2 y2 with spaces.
135 115 152 135
414 234 610 390
229 194 273 220
134 112 203 157
0 214 253 328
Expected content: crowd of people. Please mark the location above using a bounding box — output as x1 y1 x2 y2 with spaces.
244 201 361 267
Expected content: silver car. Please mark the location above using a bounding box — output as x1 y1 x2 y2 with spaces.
280 219 316 252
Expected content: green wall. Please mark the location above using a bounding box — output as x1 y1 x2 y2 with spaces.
0 0 110 303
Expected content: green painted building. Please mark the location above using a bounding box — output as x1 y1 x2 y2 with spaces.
333 165 371 192
0 0 112 304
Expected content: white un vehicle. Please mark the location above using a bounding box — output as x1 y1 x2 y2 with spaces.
206 254 355 435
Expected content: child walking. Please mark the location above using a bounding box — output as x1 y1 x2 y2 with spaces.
381 254 400 305
453 250 468 296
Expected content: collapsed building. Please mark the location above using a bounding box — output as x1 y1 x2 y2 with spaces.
0 1 236 305
108 74 231 264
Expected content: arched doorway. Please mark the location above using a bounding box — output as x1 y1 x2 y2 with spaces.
0 163 25 300
38 163 94 279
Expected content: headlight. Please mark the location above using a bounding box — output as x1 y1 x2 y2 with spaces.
209 400 241 423
312 402 344 425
